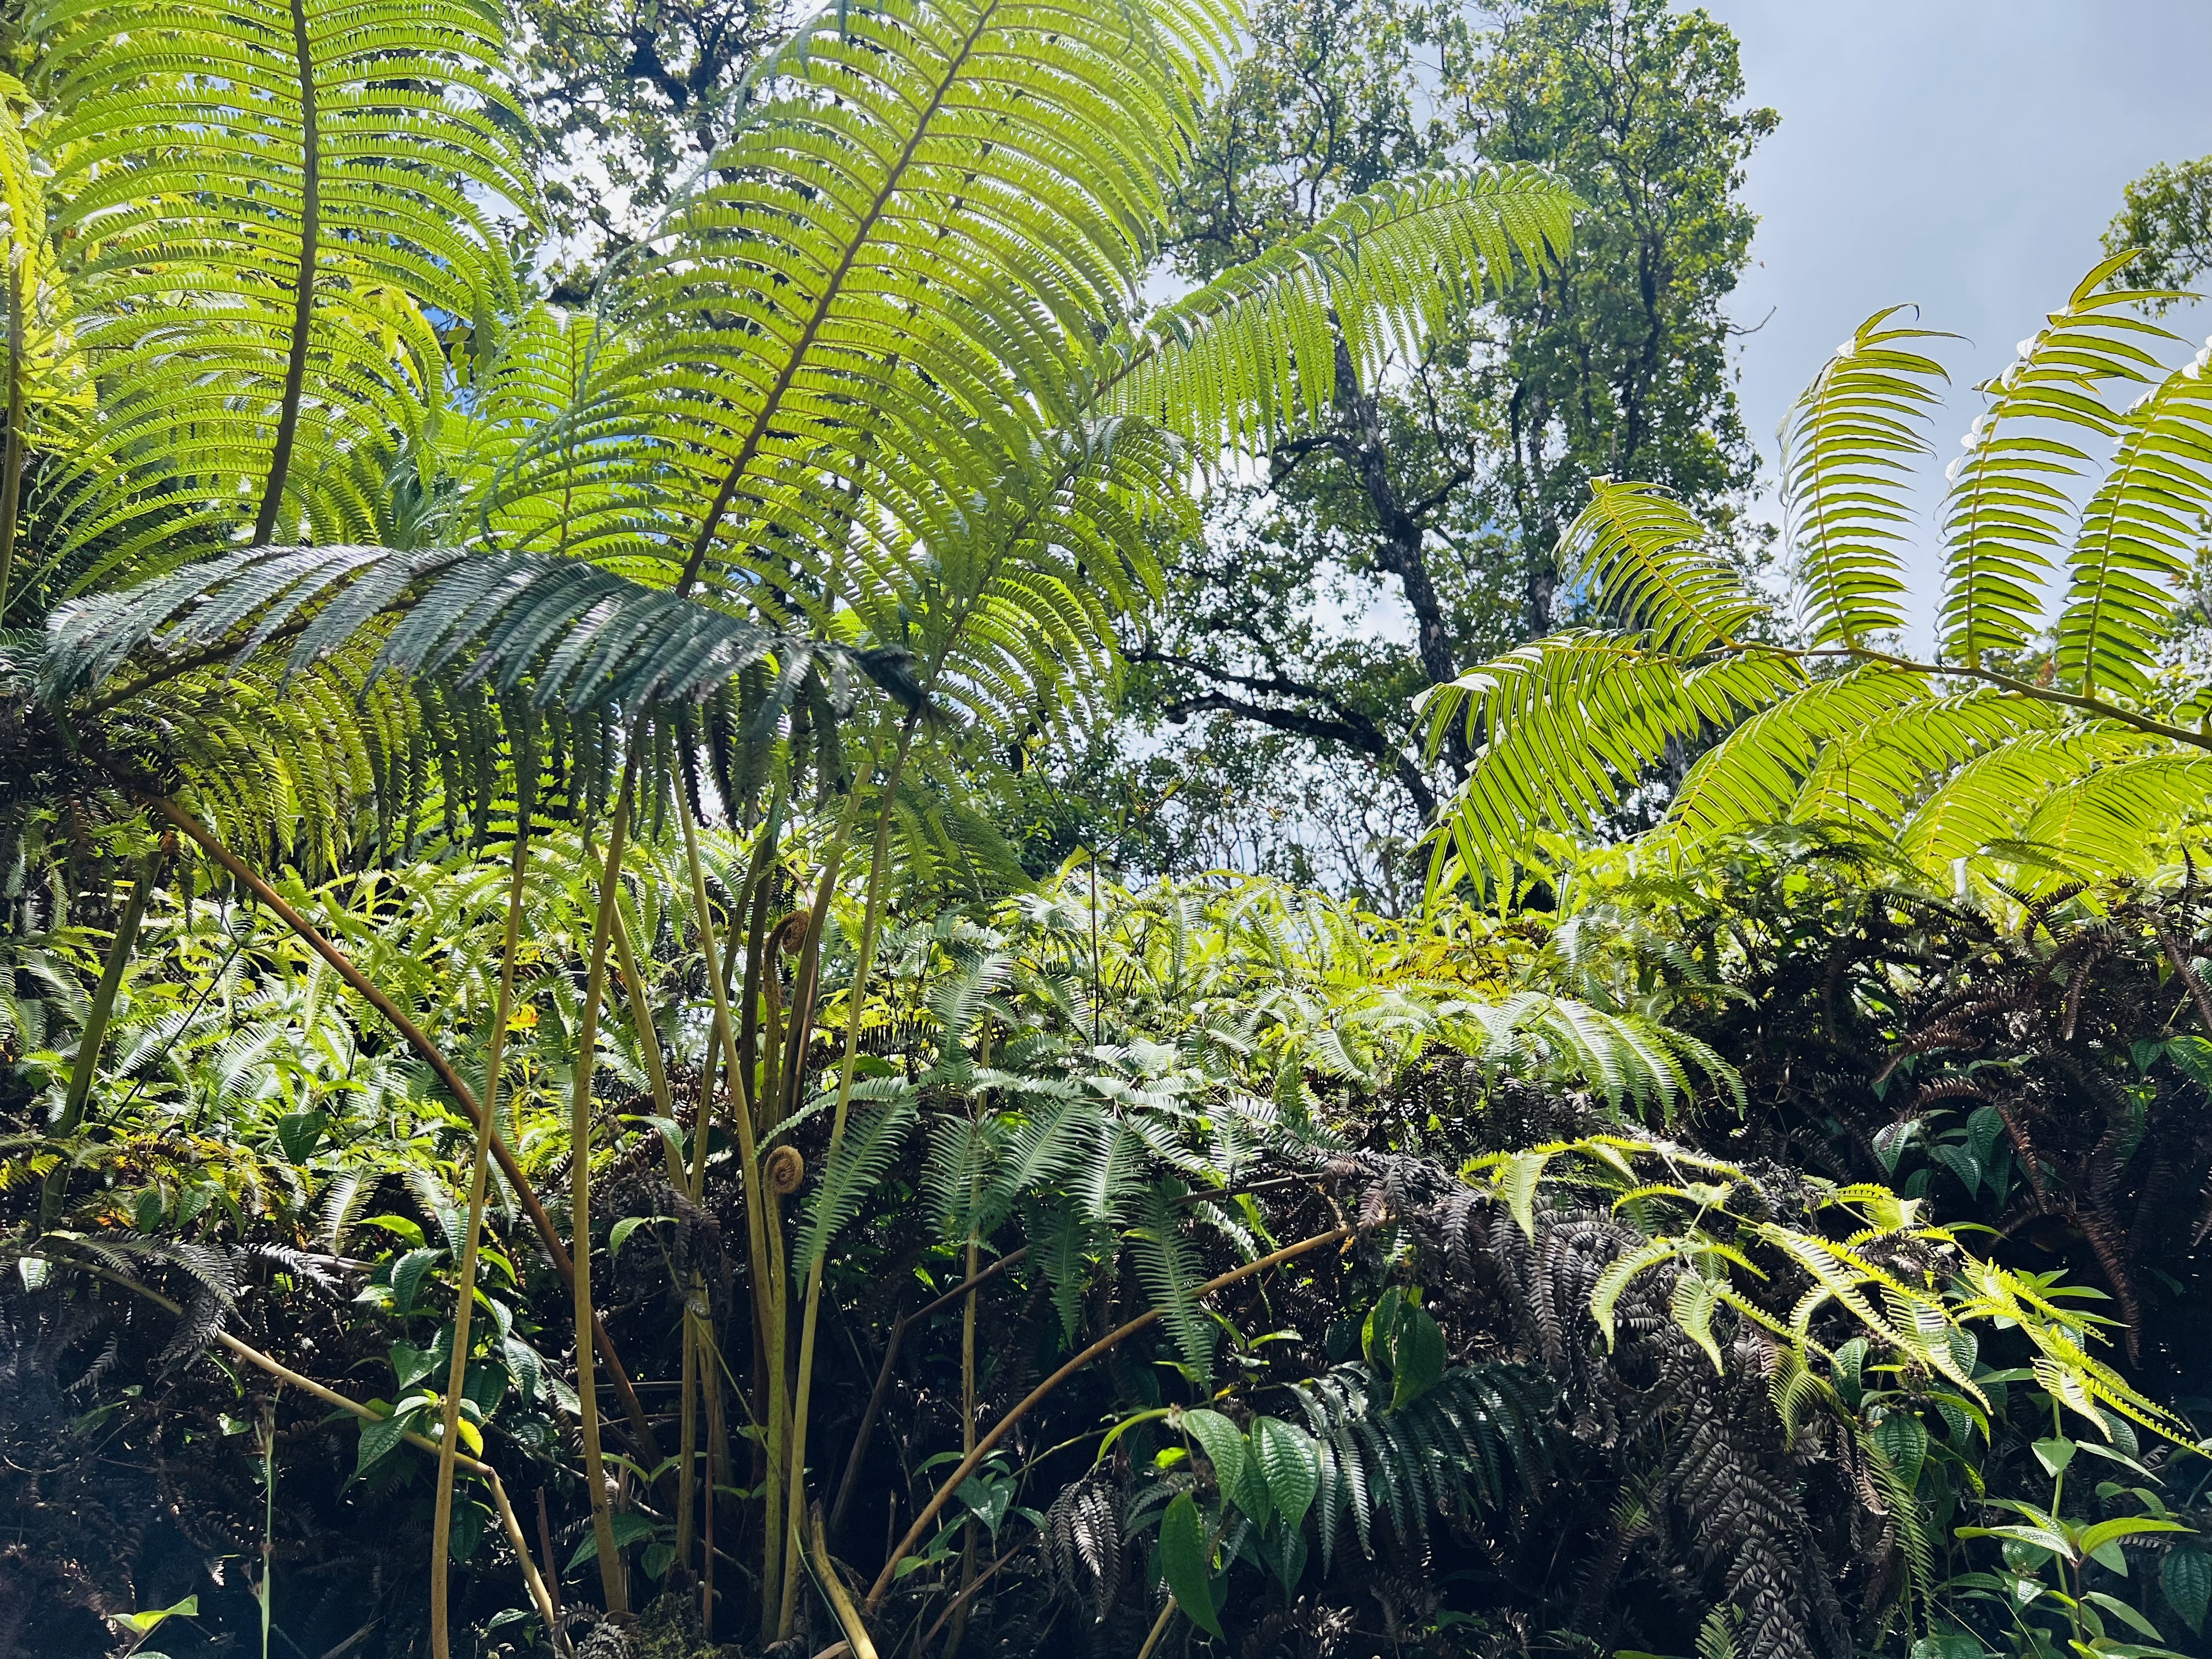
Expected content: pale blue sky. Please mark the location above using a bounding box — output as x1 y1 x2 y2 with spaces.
1701 0 2212 648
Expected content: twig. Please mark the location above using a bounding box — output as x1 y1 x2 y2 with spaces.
44 1253 573 1658
865 1225 1351 1610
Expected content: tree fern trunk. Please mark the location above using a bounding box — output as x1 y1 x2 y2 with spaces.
252 0 320 545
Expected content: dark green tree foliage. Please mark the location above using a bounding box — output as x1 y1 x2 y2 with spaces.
522 0 789 273
1109 0 1771 902
2107 154 2212 308
1471 0 1774 633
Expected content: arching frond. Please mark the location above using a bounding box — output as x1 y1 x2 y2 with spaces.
549 0 1235 608
33 0 538 568
1107 165 1577 453
1781 308 1949 648
43 544 815 717
1663 667 1936 839
2056 343 2212 698
1937 252 2180 666
1896 725 2204 879
1419 635 1799 888
1423 253 2212 904
1555 479 1769 652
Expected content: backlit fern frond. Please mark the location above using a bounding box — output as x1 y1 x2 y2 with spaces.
1419 633 1800 888
553 0 1237 607
1422 255 2212 905
33 0 538 569
1780 308 1949 648
2056 340 2212 698
1108 165 1576 453
1938 251 2180 667
1560 479 1768 653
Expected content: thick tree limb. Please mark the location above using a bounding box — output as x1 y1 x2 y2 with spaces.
1133 648 1437 820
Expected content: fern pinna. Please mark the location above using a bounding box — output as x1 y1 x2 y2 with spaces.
1421 255 2212 904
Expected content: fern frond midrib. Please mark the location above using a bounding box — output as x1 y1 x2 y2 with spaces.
676 0 1019 595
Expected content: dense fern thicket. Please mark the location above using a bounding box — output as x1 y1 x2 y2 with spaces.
8 853 2212 1659
3 0 2211 1656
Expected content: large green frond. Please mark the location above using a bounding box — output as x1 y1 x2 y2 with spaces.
1898 724 2209 882
1556 480 1768 653
1419 634 1800 890
1780 308 1949 648
1938 252 2182 666
1663 666 1936 840
554 0 1235 607
32 0 538 569
46 544 819 717
2055 342 2212 697
1108 165 1576 452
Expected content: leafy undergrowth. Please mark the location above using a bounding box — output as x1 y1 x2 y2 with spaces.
6 844 2211 1658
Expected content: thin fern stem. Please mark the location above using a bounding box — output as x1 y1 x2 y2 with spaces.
257 1402 276 1659
676 785 794 1628
137 792 667 1468
1133 1596 1179 1659
866 1225 1354 1611
668 788 765 1586
430 822 531 1659
571 749 640 1615
0 262 23 622
808 1500 883 1659
780 711 921 1638
609 895 681 1184
251 0 321 545
943 1224 981 1659
678 788 776 1341
40 838 167 1228
676 1282 700 1573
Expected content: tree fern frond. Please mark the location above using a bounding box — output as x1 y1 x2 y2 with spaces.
1939 252 2182 667
1663 666 1936 839
1893 723 2169 873
2056 342 2212 697
34 0 539 562
1108 164 1577 452
1558 480 1769 653
2012 751 2212 882
563 0 1235 605
46 544 823 716
1420 634 1800 888
795 1092 918 1276
1782 308 1950 648
1129 1177 1214 1383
